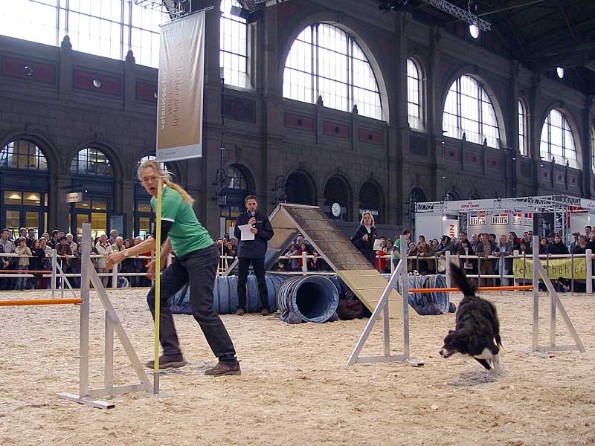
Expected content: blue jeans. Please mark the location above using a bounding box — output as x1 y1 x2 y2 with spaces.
15 265 28 290
147 244 237 362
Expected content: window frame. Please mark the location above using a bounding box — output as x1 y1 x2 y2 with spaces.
282 23 383 121
407 58 424 131
443 75 501 148
539 108 578 169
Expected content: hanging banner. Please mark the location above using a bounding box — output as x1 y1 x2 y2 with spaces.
156 11 205 162
512 257 587 280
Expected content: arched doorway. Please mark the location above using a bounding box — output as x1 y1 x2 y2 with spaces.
68 147 115 240
219 164 254 237
323 175 351 220
0 139 50 238
285 171 316 205
445 189 461 201
359 180 384 224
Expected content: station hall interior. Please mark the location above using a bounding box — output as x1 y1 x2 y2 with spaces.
0 0 594 241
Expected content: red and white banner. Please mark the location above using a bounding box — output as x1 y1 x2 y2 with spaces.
156 11 205 162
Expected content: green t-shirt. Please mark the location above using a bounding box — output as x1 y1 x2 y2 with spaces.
151 186 213 257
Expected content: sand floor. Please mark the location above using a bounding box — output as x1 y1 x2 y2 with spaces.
1 287 594 446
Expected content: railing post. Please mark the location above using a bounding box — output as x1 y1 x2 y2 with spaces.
51 249 57 295
445 251 451 287
112 262 118 289
587 249 593 293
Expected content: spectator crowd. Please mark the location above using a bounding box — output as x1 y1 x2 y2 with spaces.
0 227 154 290
3 223 594 292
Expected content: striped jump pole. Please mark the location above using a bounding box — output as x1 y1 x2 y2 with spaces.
408 285 534 293
0 298 82 306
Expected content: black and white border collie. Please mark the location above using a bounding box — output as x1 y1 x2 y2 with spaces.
439 264 503 374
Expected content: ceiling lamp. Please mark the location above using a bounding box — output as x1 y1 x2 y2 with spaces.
469 23 480 38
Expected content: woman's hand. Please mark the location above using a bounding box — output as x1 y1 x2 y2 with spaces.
146 260 156 280
106 252 122 269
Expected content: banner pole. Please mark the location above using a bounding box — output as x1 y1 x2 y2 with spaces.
153 179 163 394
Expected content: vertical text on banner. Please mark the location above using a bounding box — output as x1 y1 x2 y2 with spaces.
156 11 205 162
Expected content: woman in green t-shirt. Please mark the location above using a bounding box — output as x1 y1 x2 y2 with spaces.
108 160 240 376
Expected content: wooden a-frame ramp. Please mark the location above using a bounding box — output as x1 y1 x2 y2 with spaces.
265 203 410 320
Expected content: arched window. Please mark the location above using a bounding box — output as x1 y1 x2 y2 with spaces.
283 24 383 120
70 148 113 176
359 180 383 224
443 75 500 148
0 140 48 171
323 175 351 220
518 100 528 156
220 164 252 236
407 58 423 130
445 189 461 201
539 109 578 168
0 139 49 235
220 0 250 89
285 171 317 205
226 165 247 190
68 148 114 239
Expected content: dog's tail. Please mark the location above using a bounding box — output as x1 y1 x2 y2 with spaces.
449 263 477 297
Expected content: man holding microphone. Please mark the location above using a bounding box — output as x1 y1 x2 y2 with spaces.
234 195 274 316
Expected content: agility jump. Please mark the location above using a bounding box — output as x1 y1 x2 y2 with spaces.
347 235 585 366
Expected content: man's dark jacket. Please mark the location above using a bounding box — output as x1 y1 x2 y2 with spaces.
234 210 274 258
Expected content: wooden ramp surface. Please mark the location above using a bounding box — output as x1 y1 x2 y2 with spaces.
268 204 412 319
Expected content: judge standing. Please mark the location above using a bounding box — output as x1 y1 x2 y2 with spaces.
234 195 274 316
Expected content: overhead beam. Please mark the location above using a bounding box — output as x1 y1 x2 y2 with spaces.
419 0 491 31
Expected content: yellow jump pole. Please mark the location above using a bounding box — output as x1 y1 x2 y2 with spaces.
153 178 163 394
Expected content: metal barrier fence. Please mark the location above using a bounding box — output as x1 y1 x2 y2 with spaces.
2 248 594 294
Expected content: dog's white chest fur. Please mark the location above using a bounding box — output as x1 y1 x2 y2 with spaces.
474 348 495 360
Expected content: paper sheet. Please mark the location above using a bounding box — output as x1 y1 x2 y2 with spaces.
238 224 255 241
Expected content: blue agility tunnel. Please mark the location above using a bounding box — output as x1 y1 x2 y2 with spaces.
276 275 339 323
389 273 452 315
170 274 285 315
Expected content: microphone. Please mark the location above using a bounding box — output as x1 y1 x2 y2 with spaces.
250 211 255 218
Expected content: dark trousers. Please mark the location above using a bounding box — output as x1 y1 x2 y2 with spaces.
147 244 237 362
237 256 269 311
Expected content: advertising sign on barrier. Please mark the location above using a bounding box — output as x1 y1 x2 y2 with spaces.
512 257 587 280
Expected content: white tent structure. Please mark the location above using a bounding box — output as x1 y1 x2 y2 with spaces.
415 195 595 243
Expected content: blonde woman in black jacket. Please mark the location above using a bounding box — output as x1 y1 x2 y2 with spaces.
351 211 377 266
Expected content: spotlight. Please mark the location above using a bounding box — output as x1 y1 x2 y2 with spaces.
230 4 264 23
